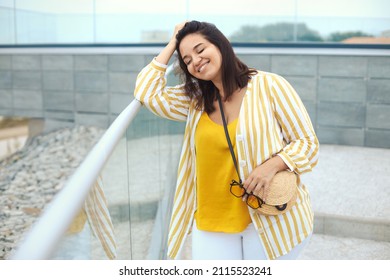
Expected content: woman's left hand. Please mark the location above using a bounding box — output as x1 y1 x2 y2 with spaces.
243 156 288 202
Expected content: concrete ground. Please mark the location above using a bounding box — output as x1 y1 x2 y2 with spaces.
299 233 390 260
298 144 390 259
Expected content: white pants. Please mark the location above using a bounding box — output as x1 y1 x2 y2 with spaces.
192 221 311 260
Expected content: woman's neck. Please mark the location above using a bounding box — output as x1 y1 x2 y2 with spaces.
214 84 242 101
212 80 224 98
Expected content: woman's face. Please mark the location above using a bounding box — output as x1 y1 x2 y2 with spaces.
179 33 222 84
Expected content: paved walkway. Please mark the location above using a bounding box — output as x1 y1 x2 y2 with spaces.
303 144 390 220
299 233 390 260
299 144 390 259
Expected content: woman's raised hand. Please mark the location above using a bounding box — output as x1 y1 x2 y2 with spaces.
169 21 189 45
156 21 189 65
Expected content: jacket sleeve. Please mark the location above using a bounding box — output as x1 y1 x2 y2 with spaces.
269 73 319 174
134 58 191 122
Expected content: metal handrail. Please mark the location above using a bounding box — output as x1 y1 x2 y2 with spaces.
11 99 142 259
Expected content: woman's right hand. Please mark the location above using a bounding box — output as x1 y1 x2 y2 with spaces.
156 21 189 65
169 21 188 45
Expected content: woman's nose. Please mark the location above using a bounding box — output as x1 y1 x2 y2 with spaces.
193 55 202 66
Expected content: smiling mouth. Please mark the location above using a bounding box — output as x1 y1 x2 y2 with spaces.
198 62 209 73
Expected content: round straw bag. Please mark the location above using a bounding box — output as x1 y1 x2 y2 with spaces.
254 170 298 216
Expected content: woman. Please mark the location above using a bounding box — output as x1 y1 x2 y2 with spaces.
134 21 319 260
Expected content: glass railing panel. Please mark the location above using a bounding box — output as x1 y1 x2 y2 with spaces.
44 129 133 259
47 107 185 260
1 124 109 260
45 124 134 259
5 64 184 259
49 210 95 260
94 132 133 259
125 107 184 259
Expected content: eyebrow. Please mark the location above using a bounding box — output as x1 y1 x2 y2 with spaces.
182 43 204 61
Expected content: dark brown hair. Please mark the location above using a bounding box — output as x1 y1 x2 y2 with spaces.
175 21 257 113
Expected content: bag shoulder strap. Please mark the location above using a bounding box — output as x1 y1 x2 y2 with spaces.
216 94 241 183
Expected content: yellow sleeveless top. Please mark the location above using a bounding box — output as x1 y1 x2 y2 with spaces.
194 112 251 233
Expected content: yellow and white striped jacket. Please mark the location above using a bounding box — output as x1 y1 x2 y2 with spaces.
134 59 319 260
